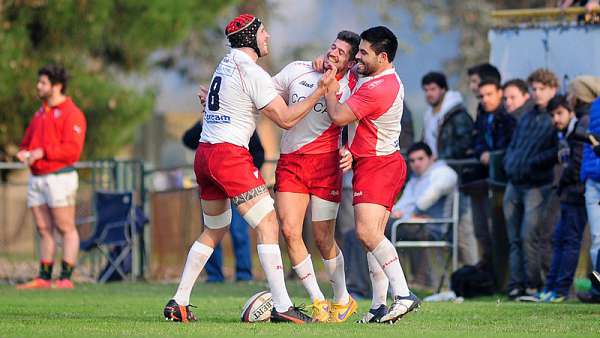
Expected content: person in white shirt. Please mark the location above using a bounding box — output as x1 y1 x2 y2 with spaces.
388 142 457 288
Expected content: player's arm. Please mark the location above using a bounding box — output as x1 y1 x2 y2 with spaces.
261 69 335 130
324 90 358 127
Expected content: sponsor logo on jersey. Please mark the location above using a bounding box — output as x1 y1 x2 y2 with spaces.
330 190 339 196
353 191 363 197
299 80 314 88
367 79 384 90
204 114 231 124
54 109 62 118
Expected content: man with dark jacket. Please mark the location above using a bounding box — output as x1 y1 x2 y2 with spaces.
422 71 478 265
503 69 559 299
533 95 589 302
182 120 264 282
472 78 516 289
503 79 534 121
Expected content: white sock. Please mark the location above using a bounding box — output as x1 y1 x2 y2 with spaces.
367 252 389 309
322 252 350 304
257 244 294 312
173 241 213 306
293 255 325 302
371 239 410 297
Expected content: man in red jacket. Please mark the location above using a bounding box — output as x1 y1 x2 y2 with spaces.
16 65 86 289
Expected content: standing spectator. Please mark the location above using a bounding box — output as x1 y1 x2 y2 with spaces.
534 95 589 302
181 119 264 282
503 68 559 300
472 78 516 290
421 71 478 265
576 81 600 303
388 142 458 288
503 79 534 121
16 65 86 289
467 63 501 97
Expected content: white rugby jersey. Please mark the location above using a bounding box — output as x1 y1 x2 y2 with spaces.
200 48 279 148
345 68 404 157
272 61 357 155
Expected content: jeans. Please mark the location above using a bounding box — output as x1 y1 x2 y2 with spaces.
544 203 587 297
205 206 252 282
503 183 552 290
490 186 509 291
585 179 600 296
458 192 479 265
466 182 492 264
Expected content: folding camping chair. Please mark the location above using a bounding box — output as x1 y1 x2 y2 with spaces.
390 188 460 292
79 190 135 283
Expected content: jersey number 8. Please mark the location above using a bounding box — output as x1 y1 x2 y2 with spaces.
208 76 222 111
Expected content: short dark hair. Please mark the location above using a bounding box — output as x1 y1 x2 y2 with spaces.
38 64 68 94
547 94 572 113
478 77 501 90
360 26 398 62
467 63 501 84
502 78 529 95
421 72 448 90
408 142 433 157
336 30 360 61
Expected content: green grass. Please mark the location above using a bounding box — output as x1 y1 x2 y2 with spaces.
1 282 599 337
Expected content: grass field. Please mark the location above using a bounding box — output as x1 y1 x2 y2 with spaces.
1 281 599 337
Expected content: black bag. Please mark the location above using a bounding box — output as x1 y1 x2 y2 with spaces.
450 265 495 298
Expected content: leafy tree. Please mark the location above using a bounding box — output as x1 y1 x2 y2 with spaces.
0 0 237 160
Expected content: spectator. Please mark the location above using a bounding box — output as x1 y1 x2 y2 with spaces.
503 79 535 121
503 68 559 300
467 63 502 97
577 81 600 304
421 71 478 266
472 78 516 290
388 142 458 288
16 65 87 289
182 120 264 282
568 75 600 117
534 95 589 302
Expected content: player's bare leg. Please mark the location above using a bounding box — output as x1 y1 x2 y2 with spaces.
51 205 79 288
17 205 55 289
354 203 419 323
166 199 230 322
277 192 329 321
237 188 311 324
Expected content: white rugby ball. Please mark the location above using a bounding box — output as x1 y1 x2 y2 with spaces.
240 291 273 323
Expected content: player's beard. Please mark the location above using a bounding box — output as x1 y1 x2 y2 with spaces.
356 60 374 76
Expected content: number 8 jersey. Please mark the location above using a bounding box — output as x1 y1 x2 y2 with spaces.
200 48 279 148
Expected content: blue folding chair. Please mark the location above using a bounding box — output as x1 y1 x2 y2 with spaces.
80 191 135 283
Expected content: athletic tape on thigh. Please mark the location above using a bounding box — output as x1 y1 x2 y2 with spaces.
311 196 339 221
203 204 232 229
243 196 274 228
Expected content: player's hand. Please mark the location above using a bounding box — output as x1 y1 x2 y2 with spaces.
16 150 30 164
312 54 325 73
197 85 208 107
29 148 44 164
318 68 336 94
339 147 353 172
391 209 403 219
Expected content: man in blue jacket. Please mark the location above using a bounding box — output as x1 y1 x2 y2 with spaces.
578 93 600 304
503 69 559 299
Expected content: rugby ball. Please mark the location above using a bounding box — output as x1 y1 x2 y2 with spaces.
240 291 273 323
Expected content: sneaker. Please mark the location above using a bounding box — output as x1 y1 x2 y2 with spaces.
357 305 388 324
271 306 312 324
309 299 330 323
507 288 523 300
16 277 52 290
163 299 198 322
379 292 420 324
328 296 358 323
537 289 552 302
590 271 600 291
53 279 74 289
576 291 600 304
549 293 566 303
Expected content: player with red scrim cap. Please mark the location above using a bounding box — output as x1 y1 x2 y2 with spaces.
163 13 335 324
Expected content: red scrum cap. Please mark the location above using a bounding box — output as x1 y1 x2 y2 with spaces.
225 14 263 57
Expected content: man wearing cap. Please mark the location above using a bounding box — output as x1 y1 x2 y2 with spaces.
163 14 334 324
